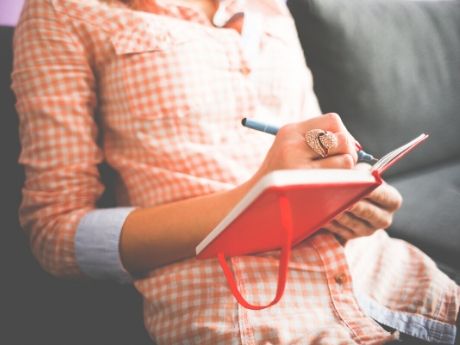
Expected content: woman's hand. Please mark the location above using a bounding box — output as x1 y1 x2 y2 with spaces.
250 113 358 183
324 167 403 241
120 113 364 273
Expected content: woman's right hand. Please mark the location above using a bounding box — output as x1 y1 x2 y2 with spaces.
251 113 358 183
121 114 359 273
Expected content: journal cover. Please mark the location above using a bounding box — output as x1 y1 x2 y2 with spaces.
195 133 428 310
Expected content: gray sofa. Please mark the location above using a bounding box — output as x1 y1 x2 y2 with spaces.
2 0 459 344
288 0 460 281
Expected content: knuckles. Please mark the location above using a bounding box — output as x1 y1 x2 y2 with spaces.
374 213 393 230
276 123 296 138
324 112 341 124
352 202 372 220
381 215 393 229
323 113 343 130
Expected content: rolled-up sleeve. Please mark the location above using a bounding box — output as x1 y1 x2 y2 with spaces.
76 208 134 283
12 0 132 282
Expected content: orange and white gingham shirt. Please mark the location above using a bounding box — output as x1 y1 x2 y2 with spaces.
12 0 459 344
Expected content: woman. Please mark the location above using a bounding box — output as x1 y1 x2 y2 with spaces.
12 0 459 343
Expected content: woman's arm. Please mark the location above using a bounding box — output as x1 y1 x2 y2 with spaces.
120 179 255 274
15 1 385 280
13 0 104 278
120 114 359 274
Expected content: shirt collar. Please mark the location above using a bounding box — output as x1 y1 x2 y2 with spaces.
151 0 246 27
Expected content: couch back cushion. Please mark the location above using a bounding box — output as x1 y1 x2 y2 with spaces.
288 0 460 176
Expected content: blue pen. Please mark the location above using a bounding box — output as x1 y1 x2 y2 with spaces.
241 117 378 164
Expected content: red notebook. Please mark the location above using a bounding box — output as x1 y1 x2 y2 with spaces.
196 134 428 310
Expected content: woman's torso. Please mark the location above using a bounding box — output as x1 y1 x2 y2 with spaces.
51 0 321 207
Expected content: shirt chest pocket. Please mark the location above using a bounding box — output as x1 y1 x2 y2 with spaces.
109 23 198 119
111 23 186 55
109 23 232 121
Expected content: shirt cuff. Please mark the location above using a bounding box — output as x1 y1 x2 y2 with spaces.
75 207 135 283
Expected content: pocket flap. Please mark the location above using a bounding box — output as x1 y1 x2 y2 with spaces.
111 23 175 55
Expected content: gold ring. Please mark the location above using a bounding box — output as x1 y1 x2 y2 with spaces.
305 129 338 158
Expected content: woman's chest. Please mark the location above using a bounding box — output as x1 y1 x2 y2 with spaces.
97 14 309 125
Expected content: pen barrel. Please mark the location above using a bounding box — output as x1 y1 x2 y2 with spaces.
242 118 279 135
242 118 377 164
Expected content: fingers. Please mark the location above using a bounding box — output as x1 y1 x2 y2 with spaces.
325 198 394 241
325 183 402 241
298 113 347 133
310 154 354 169
265 113 361 173
327 132 357 162
279 114 357 162
347 199 394 230
323 220 356 241
365 183 403 211
302 113 357 162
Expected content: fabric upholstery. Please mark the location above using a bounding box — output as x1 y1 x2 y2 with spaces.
288 0 460 177
388 160 460 277
288 0 460 279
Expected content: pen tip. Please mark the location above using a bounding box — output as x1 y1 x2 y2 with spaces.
241 118 247 125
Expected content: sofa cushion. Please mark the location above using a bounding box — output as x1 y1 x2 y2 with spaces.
288 0 460 177
387 160 460 275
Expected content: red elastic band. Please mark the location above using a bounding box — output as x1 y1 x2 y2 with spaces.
217 193 293 310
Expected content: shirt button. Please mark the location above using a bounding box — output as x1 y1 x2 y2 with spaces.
240 66 251 76
335 273 346 285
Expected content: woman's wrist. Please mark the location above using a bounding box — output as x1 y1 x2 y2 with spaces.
119 178 257 275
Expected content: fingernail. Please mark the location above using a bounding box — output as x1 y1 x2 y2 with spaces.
355 141 363 150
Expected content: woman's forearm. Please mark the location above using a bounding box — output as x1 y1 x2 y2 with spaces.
119 178 257 275
120 114 359 275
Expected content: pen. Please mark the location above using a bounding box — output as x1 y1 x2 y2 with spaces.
241 117 378 164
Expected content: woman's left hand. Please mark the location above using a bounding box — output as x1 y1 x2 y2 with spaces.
323 167 403 241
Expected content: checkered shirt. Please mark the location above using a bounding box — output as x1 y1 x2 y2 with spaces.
12 0 459 344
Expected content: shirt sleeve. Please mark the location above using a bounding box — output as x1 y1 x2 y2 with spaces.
75 208 134 283
12 0 132 282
